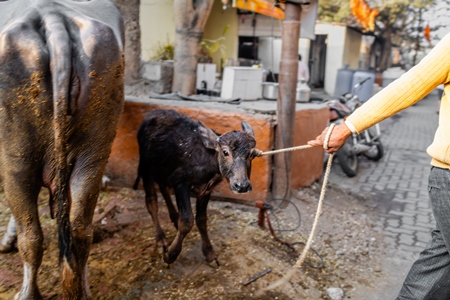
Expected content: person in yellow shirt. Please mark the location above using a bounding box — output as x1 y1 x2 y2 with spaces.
309 31 450 300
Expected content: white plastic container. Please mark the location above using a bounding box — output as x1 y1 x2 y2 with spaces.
220 67 264 100
351 70 375 102
296 80 311 102
334 67 355 97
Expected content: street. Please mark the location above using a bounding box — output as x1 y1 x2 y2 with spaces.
328 90 440 298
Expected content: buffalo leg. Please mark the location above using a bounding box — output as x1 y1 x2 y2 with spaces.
164 181 194 264
159 184 178 229
143 177 169 249
3 175 43 300
0 215 17 253
61 163 106 300
196 194 218 265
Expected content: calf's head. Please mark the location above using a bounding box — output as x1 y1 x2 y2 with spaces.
198 120 257 194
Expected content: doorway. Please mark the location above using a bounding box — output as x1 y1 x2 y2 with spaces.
309 34 327 88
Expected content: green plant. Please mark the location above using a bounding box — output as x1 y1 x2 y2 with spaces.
150 37 175 61
198 24 230 66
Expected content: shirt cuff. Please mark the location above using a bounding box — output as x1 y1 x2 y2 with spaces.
345 119 357 134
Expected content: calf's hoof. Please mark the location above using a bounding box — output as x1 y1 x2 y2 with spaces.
155 235 169 250
155 244 167 257
163 250 179 265
202 246 219 266
207 258 220 269
205 253 220 268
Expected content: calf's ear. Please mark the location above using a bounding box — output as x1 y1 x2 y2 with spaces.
241 121 254 137
198 121 219 150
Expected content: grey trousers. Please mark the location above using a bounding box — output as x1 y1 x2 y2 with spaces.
397 167 450 300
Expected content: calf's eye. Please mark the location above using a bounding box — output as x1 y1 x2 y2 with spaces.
222 150 229 156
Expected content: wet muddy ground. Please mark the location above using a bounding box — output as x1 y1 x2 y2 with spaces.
0 182 387 299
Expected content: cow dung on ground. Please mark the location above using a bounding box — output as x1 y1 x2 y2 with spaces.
0 182 387 299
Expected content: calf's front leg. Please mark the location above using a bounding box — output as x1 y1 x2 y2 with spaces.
163 181 194 264
196 194 218 265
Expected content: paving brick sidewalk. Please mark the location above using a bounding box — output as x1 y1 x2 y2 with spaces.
327 91 440 298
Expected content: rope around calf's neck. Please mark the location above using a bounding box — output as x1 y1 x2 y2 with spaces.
254 144 313 156
254 122 335 157
255 123 336 294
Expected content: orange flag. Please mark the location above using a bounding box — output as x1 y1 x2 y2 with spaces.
350 0 379 32
424 24 431 41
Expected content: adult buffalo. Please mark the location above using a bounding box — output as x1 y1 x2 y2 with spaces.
0 0 124 299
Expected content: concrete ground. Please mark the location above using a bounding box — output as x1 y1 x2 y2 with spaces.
326 90 440 299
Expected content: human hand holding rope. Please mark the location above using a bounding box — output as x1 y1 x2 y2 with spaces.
308 123 353 153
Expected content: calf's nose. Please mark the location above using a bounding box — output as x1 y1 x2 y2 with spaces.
233 181 252 193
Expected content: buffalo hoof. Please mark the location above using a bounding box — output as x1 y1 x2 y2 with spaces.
14 291 43 300
0 241 17 253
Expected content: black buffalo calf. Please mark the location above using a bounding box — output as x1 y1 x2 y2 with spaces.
134 109 257 265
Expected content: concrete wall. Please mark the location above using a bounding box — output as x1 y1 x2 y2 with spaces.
314 23 362 96
343 28 362 69
315 23 346 96
237 6 317 40
258 37 282 73
258 37 310 74
140 0 239 68
292 107 329 186
238 13 283 37
203 2 240 72
140 0 175 61
299 38 311 65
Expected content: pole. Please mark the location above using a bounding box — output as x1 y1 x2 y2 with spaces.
272 2 302 201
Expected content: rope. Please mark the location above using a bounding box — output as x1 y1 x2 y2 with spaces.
257 201 324 269
295 144 333 268
255 144 312 157
255 123 335 295
254 122 335 157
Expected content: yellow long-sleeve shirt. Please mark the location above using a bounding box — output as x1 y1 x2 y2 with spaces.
346 31 450 169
